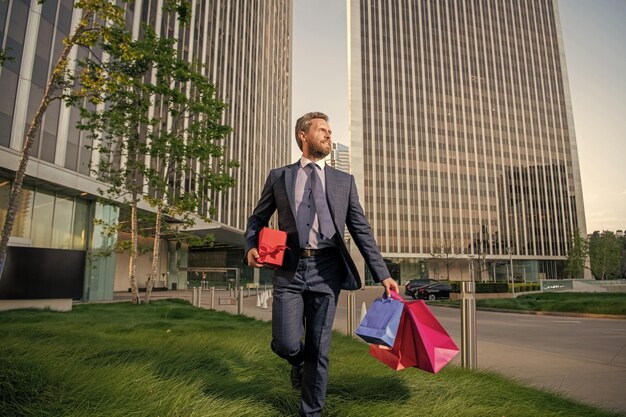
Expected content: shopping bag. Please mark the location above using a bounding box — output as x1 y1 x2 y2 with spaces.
368 291 458 374
256 227 288 269
404 299 459 374
356 295 404 347
369 309 418 370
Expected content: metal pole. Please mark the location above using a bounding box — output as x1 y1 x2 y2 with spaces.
506 246 515 294
460 280 477 369
346 292 353 336
510 250 515 295
238 286 244 315
210 287 215 309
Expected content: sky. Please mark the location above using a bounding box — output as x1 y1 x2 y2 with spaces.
291 0 626 234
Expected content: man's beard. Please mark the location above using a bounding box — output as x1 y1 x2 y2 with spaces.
309 141 331 159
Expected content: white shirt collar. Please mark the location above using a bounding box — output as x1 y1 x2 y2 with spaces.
300 156 326 170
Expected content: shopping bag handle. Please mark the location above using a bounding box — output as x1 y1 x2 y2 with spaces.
382 289 403 302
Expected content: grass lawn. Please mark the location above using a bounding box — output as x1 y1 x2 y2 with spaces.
431 292 626 316
0 300 621 417
474 292 626 315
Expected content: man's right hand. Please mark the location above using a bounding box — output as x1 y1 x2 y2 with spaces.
246 248 264 268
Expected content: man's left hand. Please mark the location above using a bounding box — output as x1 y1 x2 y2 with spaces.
381 277 399 298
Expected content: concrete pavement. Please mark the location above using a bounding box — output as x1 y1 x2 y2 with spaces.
117 287 626 415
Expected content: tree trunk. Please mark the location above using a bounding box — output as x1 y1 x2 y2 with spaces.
0 11 93 279
128 195 140 304
144 204 163 304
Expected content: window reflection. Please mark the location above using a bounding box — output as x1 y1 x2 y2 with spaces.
52 195 73 249
31 189 54 247
0 182 89 250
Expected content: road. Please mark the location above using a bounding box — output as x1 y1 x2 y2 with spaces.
142 288 626 414
429 305 626 414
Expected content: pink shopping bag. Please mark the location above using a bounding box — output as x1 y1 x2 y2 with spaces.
369 291 458 374
403 298 459 373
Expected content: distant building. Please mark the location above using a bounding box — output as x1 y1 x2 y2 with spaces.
348 0 586 282
325 142 350 173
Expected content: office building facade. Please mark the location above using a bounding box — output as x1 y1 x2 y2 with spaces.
0 0 291 301
348 0 586 282
325 142 351 173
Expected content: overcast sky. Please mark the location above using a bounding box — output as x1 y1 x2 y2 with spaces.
291 0 626 233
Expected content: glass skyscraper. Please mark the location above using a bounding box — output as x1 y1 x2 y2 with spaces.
0 0 291 300
349 0 586 281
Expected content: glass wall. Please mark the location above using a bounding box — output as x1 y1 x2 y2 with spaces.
0 182 89 250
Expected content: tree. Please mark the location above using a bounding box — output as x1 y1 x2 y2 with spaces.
565 227 588 278
588 231 622 280
0 48 12 66
0 0 125 280
67 17 235 303
430 240 459 281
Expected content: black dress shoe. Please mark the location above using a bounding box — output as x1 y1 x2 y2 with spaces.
291 363 304 390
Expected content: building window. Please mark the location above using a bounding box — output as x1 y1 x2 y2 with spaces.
0 182 89 250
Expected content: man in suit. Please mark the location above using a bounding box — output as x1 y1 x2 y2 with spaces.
245 112 398 416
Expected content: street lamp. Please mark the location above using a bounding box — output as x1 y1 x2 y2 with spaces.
506 246 515 295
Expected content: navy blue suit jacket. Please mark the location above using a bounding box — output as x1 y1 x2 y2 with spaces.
244 162 390 290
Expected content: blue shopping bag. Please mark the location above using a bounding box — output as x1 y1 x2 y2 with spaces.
356 293 404 347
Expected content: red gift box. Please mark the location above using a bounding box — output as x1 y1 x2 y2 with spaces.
257 227 288 269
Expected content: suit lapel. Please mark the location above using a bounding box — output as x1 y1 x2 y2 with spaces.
285 162 299 219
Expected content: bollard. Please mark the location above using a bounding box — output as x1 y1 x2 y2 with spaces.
346 291 356 337
192 287 198 307
238 286 244 315
461 281 477 370
197 287 202 307
210 287 215 309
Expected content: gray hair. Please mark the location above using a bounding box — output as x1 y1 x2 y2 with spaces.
294 112 329 150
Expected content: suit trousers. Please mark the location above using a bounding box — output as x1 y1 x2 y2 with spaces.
271 252 344 417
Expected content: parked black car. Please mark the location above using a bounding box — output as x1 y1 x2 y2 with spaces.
414 282 453 300
404 279 439 297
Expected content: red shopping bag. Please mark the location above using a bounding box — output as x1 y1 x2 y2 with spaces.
404 299 459 374
369 309 417 370
369 291 458 374
256 227 288 268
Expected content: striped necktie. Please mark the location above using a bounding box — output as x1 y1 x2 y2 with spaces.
307 163 336 240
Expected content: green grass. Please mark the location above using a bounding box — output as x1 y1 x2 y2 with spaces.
0 300 622 417
475 292 626 315
432 292 626 316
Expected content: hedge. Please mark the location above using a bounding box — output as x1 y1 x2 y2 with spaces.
449 282 541 293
